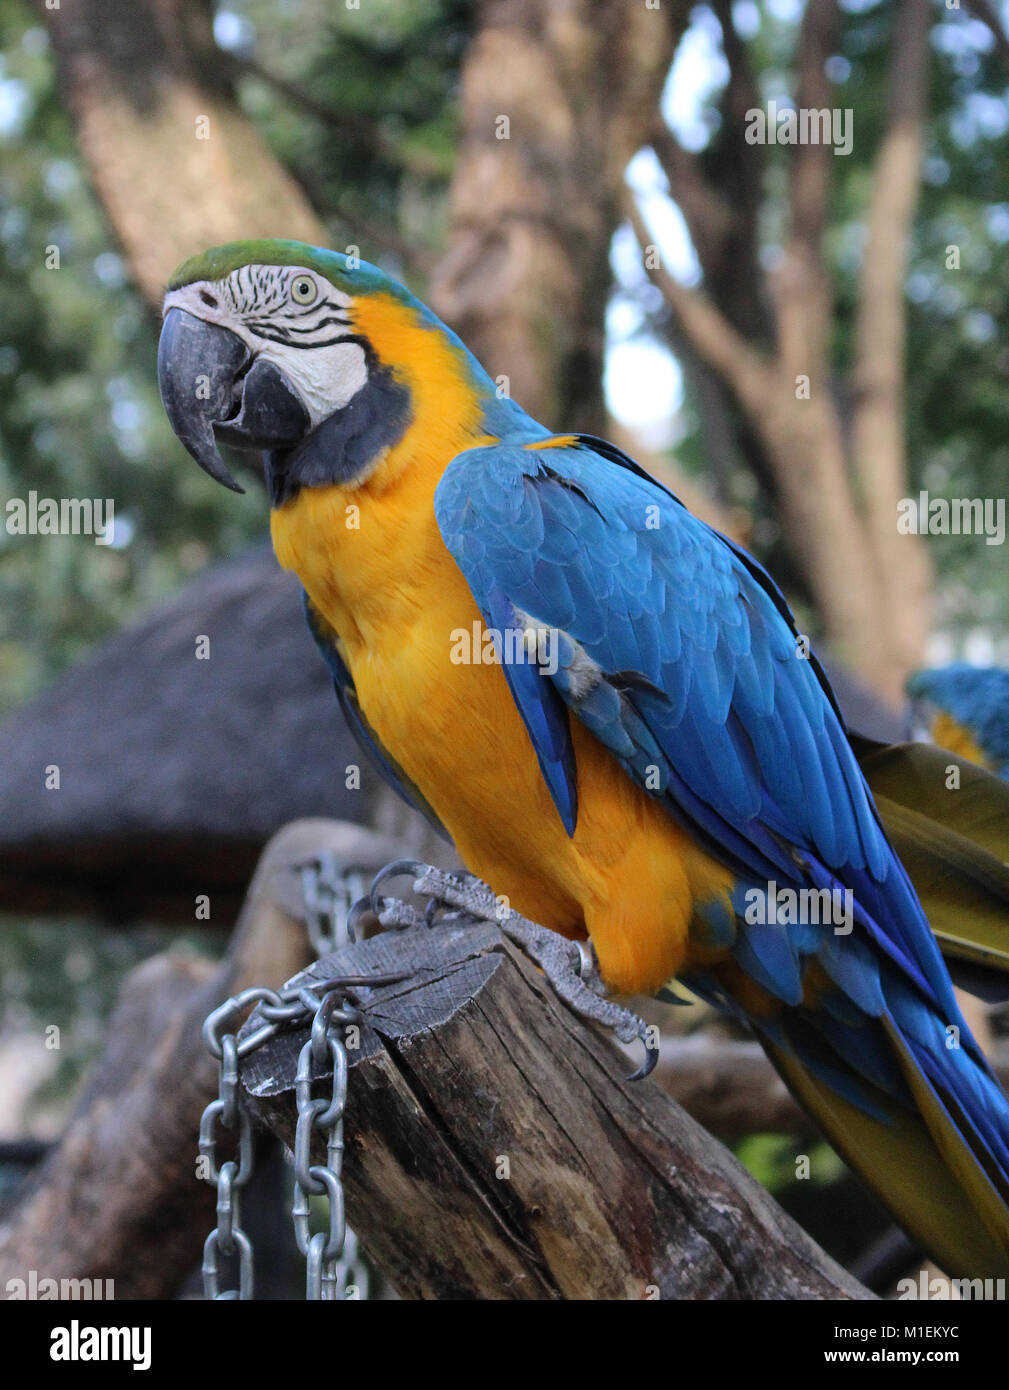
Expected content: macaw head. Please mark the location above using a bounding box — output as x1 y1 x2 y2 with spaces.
157 238 507 501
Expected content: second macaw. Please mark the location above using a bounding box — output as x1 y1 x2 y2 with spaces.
157 239 1009 1280
908 664 1009 781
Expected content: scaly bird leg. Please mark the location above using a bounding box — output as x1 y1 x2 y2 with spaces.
367 861 658 1081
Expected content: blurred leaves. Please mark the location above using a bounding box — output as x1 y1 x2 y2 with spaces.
0 2 266 713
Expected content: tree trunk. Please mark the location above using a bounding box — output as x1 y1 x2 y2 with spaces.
430 0 688 433
40 0 326 310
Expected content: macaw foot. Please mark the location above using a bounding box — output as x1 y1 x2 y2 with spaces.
368 861 658 1081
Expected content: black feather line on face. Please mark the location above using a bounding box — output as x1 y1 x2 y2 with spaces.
246 329 372 351
267 315 352 335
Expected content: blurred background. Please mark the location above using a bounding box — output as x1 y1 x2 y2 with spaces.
0 0 1007 1292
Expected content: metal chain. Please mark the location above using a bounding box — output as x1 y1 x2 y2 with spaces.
197 861 412 1301
200 986 285 1300
292 987 355 1300
299 853 369 957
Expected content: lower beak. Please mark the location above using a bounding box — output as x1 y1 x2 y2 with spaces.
158 308 310 492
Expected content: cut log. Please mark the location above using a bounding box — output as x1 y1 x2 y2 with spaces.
242 915 871 1300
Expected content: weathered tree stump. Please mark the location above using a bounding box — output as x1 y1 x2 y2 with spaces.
242 915 871 1300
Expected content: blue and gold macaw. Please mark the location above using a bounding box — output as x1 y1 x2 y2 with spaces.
908 665 1009 782
157 240 1009 1279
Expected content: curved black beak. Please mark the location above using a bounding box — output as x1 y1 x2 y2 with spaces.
158 308 311 493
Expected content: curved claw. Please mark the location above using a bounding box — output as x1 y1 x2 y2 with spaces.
625 1027 660 1082
572 940 597 981
346 894 375 940
657 983 695 1007
368 859 425 917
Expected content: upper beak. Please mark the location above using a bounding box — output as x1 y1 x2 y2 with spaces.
157 307 310 493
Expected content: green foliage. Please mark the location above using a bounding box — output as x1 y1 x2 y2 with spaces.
228 0 469 280
0 1 266 714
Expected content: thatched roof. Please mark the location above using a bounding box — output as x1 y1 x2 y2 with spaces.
0 546 383 921
0 542 905 922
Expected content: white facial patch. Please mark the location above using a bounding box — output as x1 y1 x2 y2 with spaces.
163 263 367 429
255 337 367 427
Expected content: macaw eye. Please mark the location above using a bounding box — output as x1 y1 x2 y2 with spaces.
291 275 318 305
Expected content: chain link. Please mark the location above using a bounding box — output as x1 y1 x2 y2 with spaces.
291 988 354 1299
198 860 412 1301
299 853 369 957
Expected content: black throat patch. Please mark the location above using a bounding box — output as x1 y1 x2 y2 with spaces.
265 364 413 505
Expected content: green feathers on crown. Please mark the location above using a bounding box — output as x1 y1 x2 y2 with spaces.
166 238 397 298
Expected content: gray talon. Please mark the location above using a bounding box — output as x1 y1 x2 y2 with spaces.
397 862 660 1083
369 859 426 916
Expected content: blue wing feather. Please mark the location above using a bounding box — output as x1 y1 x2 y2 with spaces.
481 581 578 836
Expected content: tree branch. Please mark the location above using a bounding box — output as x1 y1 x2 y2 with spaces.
775 0 840 375
709 0 769 343
220 51 451 182
789 0 839 255
624 193 773 416
652 1032 1009 1140
851 0 929 475
849 0 932 674
649 123 735 254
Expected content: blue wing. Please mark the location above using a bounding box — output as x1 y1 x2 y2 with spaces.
434 434 891 897
434 434 1009 1268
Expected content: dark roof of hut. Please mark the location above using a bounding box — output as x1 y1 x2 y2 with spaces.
0 546 384 921
0 541 905 922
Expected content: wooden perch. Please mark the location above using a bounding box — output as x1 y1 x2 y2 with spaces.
0 819 402 1300
242 917 872 1300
